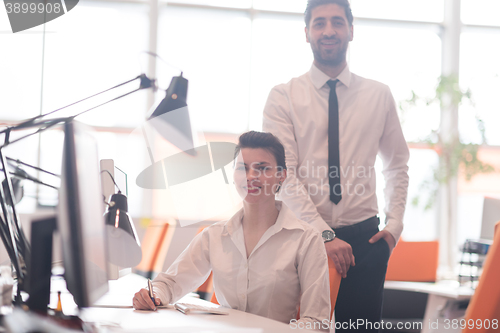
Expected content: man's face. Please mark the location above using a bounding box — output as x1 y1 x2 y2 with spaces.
305 3 353 67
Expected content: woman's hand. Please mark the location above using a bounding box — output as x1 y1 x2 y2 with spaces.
133 288 161 310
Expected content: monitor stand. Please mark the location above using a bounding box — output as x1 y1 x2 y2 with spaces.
23 215 85 330
27 215 57 313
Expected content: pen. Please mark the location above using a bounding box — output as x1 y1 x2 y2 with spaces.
148 279 156 308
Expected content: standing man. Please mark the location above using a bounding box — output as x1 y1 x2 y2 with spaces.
262 0 409 331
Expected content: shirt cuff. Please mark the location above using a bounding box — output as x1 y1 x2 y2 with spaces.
152 281 172 306
310 218 332 234
383 218 403 243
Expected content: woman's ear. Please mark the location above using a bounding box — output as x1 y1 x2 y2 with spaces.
281 169 287 182
279 168 287 184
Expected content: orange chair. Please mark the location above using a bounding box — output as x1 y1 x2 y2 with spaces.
327 257 342 311
210 257 341 320
385 239 439 282
463 221 500 333
135 218 175 279
197 273 214 300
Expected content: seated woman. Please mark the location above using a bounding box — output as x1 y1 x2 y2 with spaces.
133 131 330 327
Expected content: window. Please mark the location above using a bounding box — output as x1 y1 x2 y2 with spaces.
253 0 306 13
158 5 252 133
351 0 444 23
349 24 442 142
461 0 500 27
41 1 149 128
249 13 312 130
460 30 500 145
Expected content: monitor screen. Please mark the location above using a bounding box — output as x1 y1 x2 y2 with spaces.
114 166 127 197
57 120 108 307
481 197 500 241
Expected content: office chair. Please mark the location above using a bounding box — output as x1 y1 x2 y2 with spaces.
135 218 175 279
463 221 500 332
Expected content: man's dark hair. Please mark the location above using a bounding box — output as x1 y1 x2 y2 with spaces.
234 131 287 171
304 0 353 28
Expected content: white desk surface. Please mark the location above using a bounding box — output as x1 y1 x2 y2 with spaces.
77 273 317 333
384 280 474 300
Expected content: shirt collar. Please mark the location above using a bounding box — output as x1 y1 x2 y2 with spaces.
222 201 305 236
309 62 352 90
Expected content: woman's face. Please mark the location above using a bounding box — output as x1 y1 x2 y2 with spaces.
233 148 286 204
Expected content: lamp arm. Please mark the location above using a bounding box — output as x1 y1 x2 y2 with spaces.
0 152 26 284
0 151 25 253
0 214 26 305
68 85 144 120
0 118 67 149
1 83 148 150
7 157 60 178
0 74 153 135
0 215 16 262
0 169 58 190
11 171 58 190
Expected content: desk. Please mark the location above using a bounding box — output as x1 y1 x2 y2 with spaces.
81 274 317 333
81 305 311 333
384 281 474 333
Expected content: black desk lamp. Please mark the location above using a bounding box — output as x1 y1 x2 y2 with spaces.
146 73 196 157
1 159 58 206
0 71 195 304
102 171 142 268
0 74 154 301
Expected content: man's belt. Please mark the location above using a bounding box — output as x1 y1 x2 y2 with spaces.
333 215 380 239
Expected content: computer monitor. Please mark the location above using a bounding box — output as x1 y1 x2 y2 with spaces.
481 196 500 241
57 120 109 307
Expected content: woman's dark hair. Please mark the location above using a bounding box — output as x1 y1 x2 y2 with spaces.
304 0 353 28
234 131 287 171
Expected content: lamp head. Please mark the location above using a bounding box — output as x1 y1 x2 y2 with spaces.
147 74 196 156
149 74 188 119
104 192 142 267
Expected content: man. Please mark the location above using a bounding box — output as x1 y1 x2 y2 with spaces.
262 0 409 331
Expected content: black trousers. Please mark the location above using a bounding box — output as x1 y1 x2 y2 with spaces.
333 218 391 333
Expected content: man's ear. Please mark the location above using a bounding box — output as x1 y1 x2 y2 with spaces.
305 26 310 43
349 25 354 42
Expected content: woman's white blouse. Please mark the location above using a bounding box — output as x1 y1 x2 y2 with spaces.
152 201 331 326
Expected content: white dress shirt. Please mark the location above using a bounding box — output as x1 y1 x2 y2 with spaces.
152 201 331 327
263 64 409 242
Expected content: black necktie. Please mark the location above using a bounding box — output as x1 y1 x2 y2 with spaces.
327 80 341 204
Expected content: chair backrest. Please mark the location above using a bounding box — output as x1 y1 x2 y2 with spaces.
328 257 342 312
463 221 500 333
135 218 174 279
385 240 439 282
211 257 341 320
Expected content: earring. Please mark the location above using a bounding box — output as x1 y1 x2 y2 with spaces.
275 181 282 194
